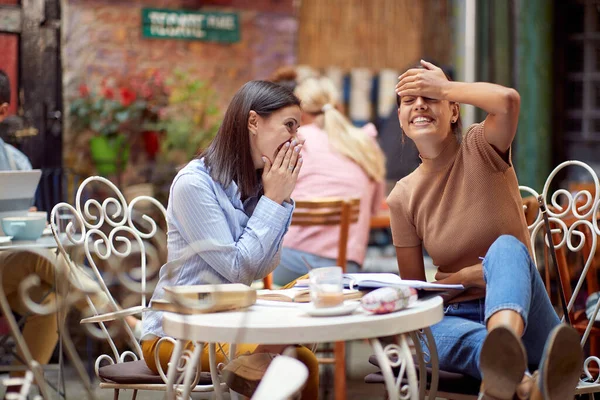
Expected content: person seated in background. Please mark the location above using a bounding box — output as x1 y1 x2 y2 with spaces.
268 65 299 92
0 70 140 391
0 74 31 172
271 76 387 285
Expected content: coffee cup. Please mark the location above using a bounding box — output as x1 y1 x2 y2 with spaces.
1 211 47 240
309 266 344 308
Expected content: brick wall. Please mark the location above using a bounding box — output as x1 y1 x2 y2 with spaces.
62 0 297 182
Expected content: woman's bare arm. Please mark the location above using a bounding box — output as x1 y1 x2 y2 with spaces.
395 244 426 281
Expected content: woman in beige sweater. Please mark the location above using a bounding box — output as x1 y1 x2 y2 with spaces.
388 60 582 400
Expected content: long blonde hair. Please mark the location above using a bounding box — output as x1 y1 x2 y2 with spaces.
295 77 386 182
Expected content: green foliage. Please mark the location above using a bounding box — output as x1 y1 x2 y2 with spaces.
151 71 221 161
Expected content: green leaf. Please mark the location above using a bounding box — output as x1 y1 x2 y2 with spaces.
92 98 105 112
206 105 219 116
115 111 130 123
90 120 104 132
77 106 90 118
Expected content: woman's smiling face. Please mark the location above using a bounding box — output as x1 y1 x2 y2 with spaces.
250 105 302 167
398 95 457 142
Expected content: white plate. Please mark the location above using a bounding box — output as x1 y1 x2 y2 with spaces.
0 236 13 244
302 301 360 317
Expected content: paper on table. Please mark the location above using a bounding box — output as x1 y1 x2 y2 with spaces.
257 288 363 303
255 299 303 307
294 272 464 291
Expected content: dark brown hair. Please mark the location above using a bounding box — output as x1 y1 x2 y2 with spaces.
269 66 298 92
201 80 300 200
396 64 462 140
0 70 10 105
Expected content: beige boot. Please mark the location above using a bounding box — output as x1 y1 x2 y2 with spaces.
479 326 527 400
530 325 583 400
220 352 278 397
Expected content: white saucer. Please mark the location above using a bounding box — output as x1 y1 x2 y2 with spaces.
302 301 359 317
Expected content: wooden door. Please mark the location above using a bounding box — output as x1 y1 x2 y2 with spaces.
0 0 64 211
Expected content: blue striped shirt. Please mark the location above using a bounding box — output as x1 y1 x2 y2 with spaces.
0 139 32 171
142 158 294 338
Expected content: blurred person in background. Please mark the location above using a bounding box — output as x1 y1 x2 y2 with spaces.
269 65 299 92
271 76 386 285
0 71 31 171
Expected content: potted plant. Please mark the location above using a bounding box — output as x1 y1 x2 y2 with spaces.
70 79 147 176
136 71 170 160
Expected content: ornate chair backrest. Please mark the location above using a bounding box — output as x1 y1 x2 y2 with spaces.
291 198 360 272
49 176 167 371
520 160 600 385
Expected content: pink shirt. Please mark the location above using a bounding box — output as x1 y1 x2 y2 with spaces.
283 123 385 265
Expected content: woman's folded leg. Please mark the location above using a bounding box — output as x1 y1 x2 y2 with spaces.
142 338 318 399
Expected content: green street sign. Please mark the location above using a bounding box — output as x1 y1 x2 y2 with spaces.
142 8 240 43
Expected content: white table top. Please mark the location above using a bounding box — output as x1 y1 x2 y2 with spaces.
0 235 58 251
162 296 444 344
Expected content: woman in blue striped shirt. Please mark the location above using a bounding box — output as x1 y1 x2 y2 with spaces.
141 81 318 398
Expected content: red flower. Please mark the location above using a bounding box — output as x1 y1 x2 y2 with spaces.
101 87 115 100
79 84 90 97
140 82 153 99
152 70 164 86
119 87 136 106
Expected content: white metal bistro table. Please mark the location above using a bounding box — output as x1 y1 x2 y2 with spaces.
0 235 60 252
162 295 444 400
0 233 76 398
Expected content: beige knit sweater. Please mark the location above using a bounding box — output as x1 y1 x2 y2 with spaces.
387 122 531 277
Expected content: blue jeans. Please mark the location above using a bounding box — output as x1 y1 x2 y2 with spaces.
422 235 560 379
272 247 361 286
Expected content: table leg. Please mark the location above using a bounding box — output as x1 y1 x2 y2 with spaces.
408 332 426 400
408 328 440 400
423 327 439 399
165 339 183 400
370 335 418 400
180 343 204 400
209 343 224 400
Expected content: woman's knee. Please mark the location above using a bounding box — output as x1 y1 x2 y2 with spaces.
294 346 319 399
485 235 530 266
490 235 526 253
295 346 319 375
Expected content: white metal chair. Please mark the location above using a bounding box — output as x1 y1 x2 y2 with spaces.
521 161 600 397
49 176 229 399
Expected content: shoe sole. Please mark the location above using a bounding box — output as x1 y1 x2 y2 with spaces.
542 325 583 400
220 353 276 397
221 364 261 397
480 326 527 400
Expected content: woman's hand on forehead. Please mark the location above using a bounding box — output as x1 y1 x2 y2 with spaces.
395 60 450 100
